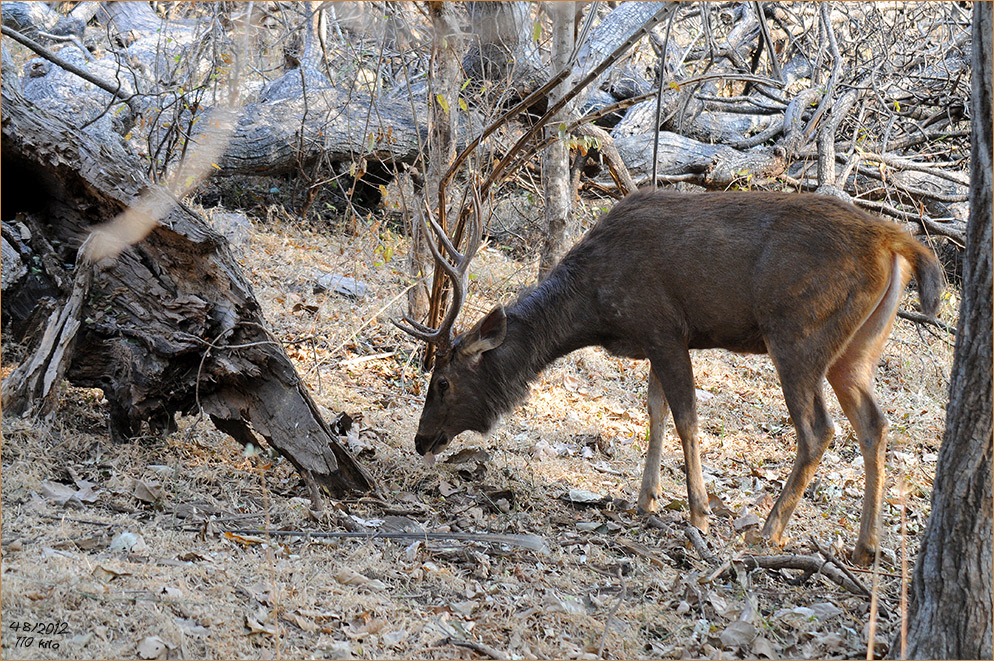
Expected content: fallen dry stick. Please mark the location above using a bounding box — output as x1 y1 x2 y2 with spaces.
443 637 508 659
684 523 721 566
196 527 548 552
809 536 872 596
738 553 866 595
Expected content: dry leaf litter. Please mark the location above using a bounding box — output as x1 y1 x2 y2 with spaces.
1 207 953 660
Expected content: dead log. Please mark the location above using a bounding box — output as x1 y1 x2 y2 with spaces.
11 2 434 183
611 130 785 188
0 49 375 501
1 1 90 42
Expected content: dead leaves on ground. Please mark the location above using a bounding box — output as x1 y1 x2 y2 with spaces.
1 219 947 659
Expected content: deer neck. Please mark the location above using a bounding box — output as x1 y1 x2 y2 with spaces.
496 266 594 383
469 266 595 425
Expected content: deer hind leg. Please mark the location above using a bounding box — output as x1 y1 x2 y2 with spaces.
828 361 888 566
762 362 836 545
648 345 710 532
638 368 670 513
827 262 904 565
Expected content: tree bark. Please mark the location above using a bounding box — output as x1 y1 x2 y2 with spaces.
904 3 994 659
539 1 575 279
0 53 375 501
464 1 544 100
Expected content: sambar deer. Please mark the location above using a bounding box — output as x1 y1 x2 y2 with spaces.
396 188 943 565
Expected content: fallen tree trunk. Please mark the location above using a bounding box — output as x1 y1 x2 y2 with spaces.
611 130 785 187
0 49 375 501
12 1 436 181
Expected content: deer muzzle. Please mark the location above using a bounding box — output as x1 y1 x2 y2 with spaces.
415 431 449 458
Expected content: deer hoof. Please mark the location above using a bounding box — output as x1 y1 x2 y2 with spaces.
761 518 785 546
851 542 876 567
689 512 710 535
636 491 661 514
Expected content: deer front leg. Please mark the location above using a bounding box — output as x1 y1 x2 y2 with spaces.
649 347 710 533
679 416 710 533
638 368 670 512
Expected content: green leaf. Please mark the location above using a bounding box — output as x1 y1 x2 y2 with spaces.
459 97 468 112
436 94 450 115
533 21 543 42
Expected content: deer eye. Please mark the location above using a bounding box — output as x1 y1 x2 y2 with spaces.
436 378 449 394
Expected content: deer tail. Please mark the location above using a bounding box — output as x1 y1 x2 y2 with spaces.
897 237 944 317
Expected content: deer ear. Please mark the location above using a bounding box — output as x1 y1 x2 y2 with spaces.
460 306 506 360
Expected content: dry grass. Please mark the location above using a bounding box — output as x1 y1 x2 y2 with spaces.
1 211 954 660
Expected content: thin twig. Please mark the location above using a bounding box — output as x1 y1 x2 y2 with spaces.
597 571 628 658
809 537 872 596
897 309 956 335
753 0 783 81
651 6 679 189
442 637 507 660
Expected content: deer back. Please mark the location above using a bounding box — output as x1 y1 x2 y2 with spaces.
557 190 933 359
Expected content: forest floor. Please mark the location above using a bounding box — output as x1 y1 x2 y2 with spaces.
1 204 955 660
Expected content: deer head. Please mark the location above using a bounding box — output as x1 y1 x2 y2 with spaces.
410 305 508 457
393 189 500 460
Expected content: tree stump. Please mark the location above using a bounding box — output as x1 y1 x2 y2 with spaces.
0 52 375 502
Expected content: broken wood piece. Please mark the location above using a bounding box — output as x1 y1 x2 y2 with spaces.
809 536 872 596
738 553 868 596
684 523 721 567
610 536 669 569
338 352 399 367
442 637 508 660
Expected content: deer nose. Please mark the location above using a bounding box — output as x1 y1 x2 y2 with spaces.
415 432 447 455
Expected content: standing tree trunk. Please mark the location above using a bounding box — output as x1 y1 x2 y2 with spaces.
904 3 993 658
464 1 544 100
538 1 576 279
